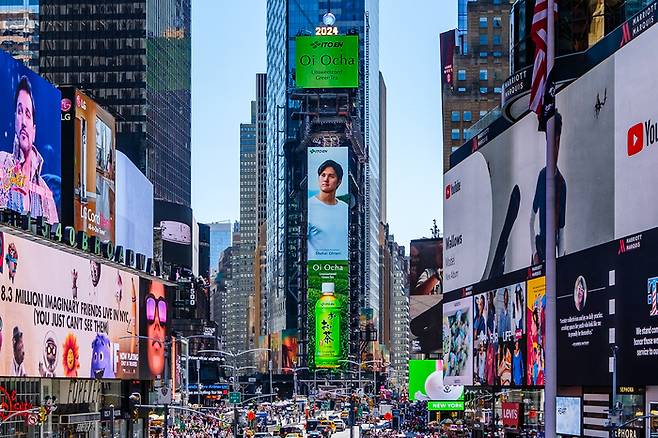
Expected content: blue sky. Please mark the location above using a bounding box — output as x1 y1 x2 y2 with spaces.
191 0 457 248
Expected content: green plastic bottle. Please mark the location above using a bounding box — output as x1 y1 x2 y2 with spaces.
315 282 341 368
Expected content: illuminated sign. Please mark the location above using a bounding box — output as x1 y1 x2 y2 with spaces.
295 36 359 89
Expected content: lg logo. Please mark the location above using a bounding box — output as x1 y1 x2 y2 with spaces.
627 120 658 156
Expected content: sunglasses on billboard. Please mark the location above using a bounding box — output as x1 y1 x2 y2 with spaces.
145 294 167 325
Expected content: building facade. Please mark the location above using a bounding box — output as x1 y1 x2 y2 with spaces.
441 0 512 172
0 0 39 72
265 0 382 369
208 221 233 276
39 0 192 205
255 73 268 339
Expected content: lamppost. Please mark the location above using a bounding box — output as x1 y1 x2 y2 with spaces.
281 366 309 398
338 359 362 392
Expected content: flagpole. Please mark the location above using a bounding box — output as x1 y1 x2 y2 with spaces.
544 0 557 436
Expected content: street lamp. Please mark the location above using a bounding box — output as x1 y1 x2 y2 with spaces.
199 348 273 400
338 359 362 392
281 366 309 398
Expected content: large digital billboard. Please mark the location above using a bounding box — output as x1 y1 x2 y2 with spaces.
61 88 116 242
473 281 526 387
409 238 443 354
154 199 193 270
0 51 61 224
307 146 349 369
116 151 153 259
526 276 545 386
0 229 139 378
295 35 359 89
442 296 473 385
139 277 170 380
444 52 616 292
409 359 464 404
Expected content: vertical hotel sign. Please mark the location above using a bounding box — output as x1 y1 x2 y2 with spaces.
439 29 456 89
307 147 350 369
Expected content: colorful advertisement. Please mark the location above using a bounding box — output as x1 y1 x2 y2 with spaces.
473 281 526 387
307 260 349 369
139 277 170 380
442 297 473 385
281 329 298 373
61 88 116 242
307 146 349 370
295 35 359 89
154 200 193 269
307 147 349 261
0 229 139 379
0 51 61 224
115 151 153 258
408 359 464 403
270 332 281 374
526 276 545 386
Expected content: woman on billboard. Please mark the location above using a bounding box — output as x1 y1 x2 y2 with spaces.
0 76 58 223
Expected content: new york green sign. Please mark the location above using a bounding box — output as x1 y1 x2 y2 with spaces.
295 35 359 89
427 401 465 411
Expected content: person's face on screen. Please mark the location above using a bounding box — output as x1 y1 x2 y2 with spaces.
15 89 36 156
318 166 340 195
146 281 166 376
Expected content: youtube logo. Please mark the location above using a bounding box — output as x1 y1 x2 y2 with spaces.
445 185 451 199
628 122 644 156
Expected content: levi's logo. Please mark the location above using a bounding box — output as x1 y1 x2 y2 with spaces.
628 120 658 156
628 123 644 156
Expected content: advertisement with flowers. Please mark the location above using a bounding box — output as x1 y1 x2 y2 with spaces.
0 229 140 379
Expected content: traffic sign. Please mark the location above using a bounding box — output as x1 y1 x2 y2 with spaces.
228 392 241 404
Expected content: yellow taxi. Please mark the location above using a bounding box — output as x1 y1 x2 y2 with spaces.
319 419 336 433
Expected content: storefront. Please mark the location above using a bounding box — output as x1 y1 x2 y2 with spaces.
465 388 544 437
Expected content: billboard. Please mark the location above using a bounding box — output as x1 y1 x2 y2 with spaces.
307 146 349 370
295 35 359 89
557 242 614 386
0 229 139 379
409 238 443 354
154 200 193 269
61 88 116 242
444 51 616 292
281 329 298 373
442 296 473 385
307 147 349 260
473 281 526 387
0 51 61 224
556 397 581 436
139 277 170 380
115 151 153 259
408 359 464 404
439 30 456 87
526 276 545 386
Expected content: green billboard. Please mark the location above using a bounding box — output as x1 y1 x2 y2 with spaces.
307 260 349 369
409 359 465 404
427 400 465 411
295 35 359 89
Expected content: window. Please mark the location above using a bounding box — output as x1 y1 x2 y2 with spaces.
493 35 502 45
457 87 466 93
493 16 502 28
494 87 502 94
479 17 488 28
451 129 461 140
480 87 488 94
457 69 466 81
479 51 488 58
451 146 460 153
479 35 488 45
480 110 488 118
463 111 472 122
479 69 488 81
493 0 501 4
451 111 461 122
493 51 503 58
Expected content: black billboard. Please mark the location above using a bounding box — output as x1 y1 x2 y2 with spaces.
154 199 193 271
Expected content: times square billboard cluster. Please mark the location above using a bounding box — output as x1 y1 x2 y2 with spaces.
0 48 174 432
436 6 658 436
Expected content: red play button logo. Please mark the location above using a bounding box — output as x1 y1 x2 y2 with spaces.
445 185 451 199
628 123 644 156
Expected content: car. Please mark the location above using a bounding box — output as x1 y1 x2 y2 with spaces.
340 411 349 420
308 431 323 438
333 419 346 431
319 419 336 433
254 433 273 438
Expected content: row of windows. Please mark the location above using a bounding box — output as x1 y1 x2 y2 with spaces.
455 86 503 94
478 34 503 46
479 16 503 28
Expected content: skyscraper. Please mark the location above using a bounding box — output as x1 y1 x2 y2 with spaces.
266 0 381 366
441 0 513 173
39 0 192 205
0 0 39 72
208 221 232 275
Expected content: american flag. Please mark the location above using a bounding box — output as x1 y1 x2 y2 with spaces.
529 0 557 116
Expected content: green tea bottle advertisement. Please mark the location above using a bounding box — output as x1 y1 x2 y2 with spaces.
315 282 341 366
